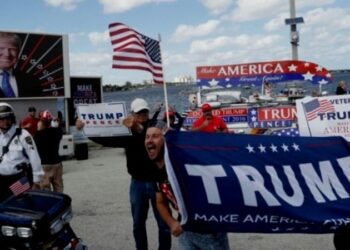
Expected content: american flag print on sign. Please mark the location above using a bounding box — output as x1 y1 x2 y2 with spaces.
9 176 30 197
108 22 164 84
303 98 335 121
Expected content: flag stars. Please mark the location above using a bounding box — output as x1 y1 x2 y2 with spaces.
281 143 289 152
246 144 255 153
258 144 266 153
246 143 300 153
292 143 300 151
270 144 278 152
250 109 257 115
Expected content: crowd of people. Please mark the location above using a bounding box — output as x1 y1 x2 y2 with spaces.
1 79 350 249
0 103 65 203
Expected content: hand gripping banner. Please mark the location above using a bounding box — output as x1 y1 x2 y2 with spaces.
164 131 350 233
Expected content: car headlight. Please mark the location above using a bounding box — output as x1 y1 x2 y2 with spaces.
50 219 64 235
17 227 33 238
1 226 16 236
61 208 73 223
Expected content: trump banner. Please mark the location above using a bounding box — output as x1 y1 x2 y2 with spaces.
165 131 350 233
196 60 332 88
76 102 131 137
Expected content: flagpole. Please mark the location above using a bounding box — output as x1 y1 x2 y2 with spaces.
301 102 313 136
158 34 170 128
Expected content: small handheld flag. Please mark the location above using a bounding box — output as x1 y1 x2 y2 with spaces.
9 176 30 197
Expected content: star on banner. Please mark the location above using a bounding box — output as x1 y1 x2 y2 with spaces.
281 143 289 152
246 143 301 153
258 144 266 153
246 144 255 153
318 79 328 85
208 79 219 86
316 65 323 71
292 143 300 151
303 71 314 81
270 144 278 152
288 64 297 72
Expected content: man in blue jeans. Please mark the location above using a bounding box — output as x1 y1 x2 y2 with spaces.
121 98 171 250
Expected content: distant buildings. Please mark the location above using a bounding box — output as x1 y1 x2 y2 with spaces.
173 75 194 84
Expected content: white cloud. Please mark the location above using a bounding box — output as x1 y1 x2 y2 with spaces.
298 0 335 8
264 12 289 31
69 52 111 77
226 0 335 22
227 0 285 22
189 34 282 54
304 7 350 30
88 31 110 45
98 0 175 14
44 0 84 11
291 7 350 70
171 20 221 42
199 0 233 15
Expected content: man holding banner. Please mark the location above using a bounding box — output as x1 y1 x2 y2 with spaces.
145 121 230 250
121 98 171 250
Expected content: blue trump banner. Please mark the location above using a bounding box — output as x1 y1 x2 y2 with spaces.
164 131 350 233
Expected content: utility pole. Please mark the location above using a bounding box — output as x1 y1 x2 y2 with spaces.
285 0 304 60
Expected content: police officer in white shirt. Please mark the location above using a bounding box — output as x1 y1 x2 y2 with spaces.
0 102 43 201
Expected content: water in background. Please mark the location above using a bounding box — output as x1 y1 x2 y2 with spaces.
103 71 350 116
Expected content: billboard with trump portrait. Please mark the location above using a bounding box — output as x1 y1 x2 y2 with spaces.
0 30 70 99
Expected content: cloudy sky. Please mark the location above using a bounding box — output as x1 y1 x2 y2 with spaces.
1 0 349 85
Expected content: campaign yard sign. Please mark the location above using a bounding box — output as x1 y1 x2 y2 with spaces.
165 131 350 233
296 95 350 141
76 102 131 137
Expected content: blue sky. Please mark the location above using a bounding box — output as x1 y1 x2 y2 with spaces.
1 0 349 85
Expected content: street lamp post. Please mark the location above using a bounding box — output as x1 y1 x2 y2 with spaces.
285 0 304 60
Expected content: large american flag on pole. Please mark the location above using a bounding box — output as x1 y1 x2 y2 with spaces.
108 22 164 84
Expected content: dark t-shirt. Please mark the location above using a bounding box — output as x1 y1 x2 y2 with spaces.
34 127 63 164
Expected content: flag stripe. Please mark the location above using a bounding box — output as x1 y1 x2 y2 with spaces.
109 22 164 84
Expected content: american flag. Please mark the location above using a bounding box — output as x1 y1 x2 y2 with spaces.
108 22 164 84
9 176 30 197
303 98 335 121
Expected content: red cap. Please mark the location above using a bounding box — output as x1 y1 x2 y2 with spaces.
201 103 212 112
39 110 53 122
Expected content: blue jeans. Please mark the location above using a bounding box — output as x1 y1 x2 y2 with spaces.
179 231 229 250
130 178 171 250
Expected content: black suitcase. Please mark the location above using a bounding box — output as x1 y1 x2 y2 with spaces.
75 143 88 160
0 190 82 249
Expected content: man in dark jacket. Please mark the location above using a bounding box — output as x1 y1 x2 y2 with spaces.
121 98 171 250
34 110 63 192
